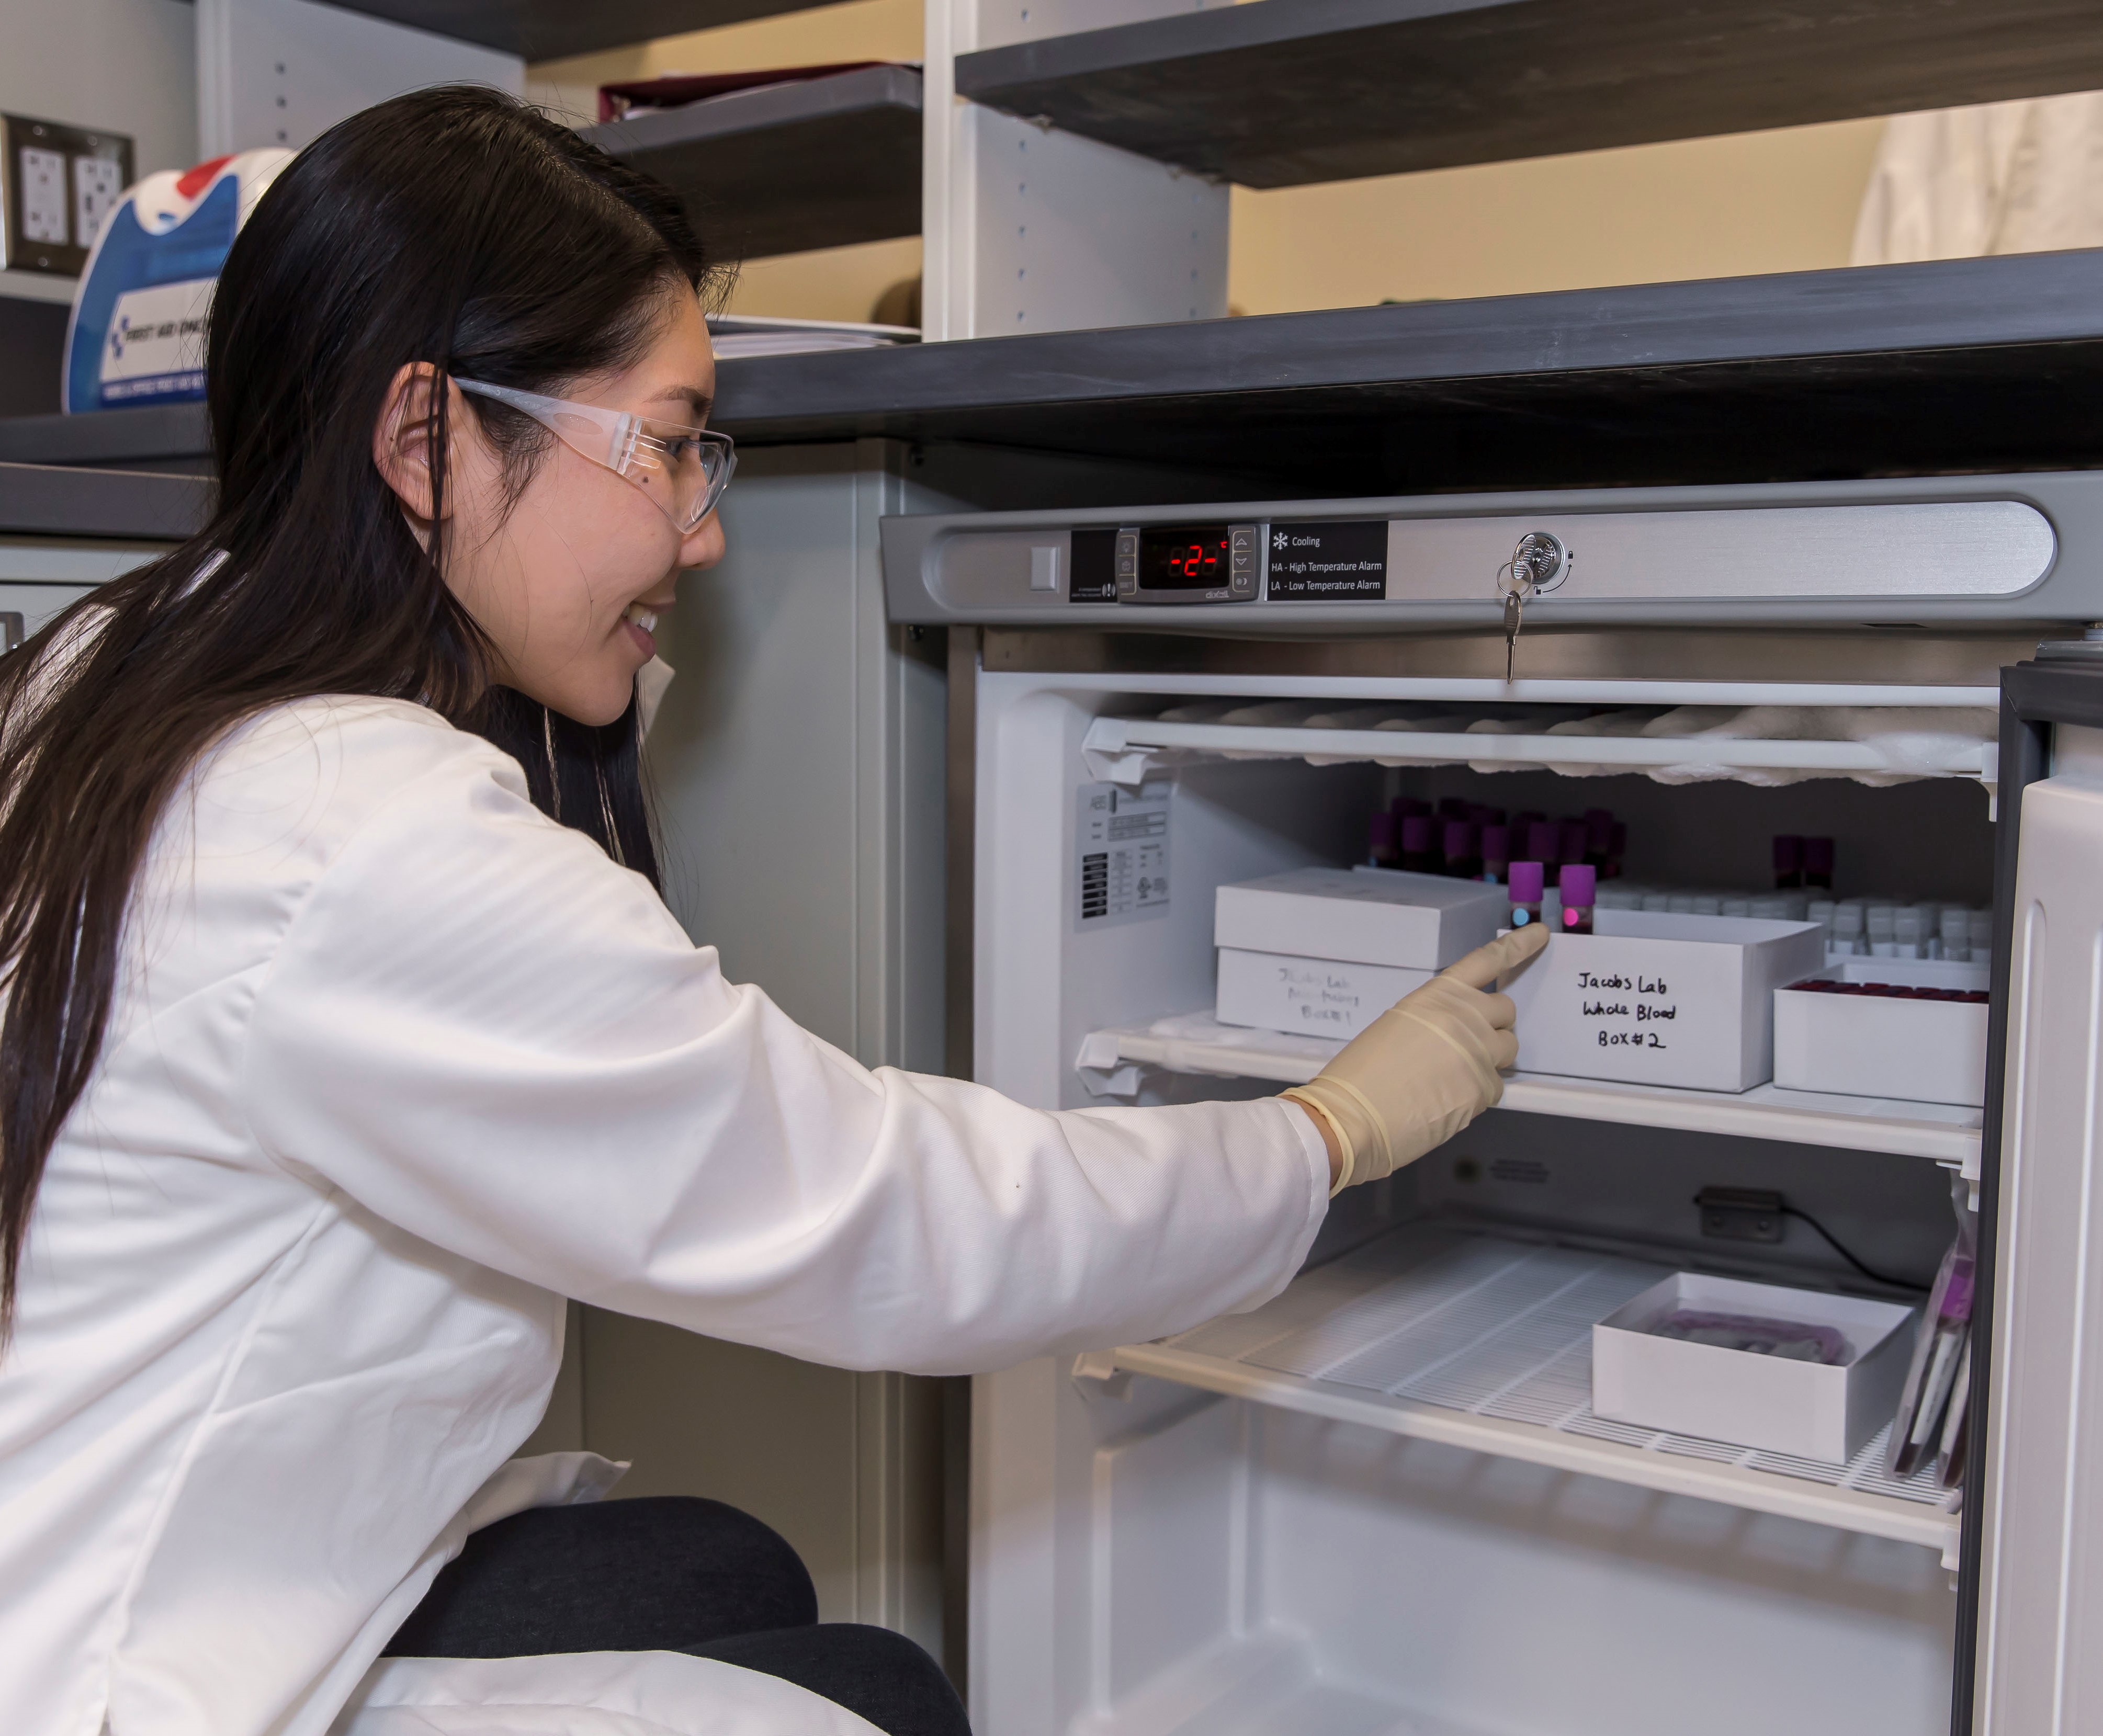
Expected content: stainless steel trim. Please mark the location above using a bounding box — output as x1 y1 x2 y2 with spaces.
1386 500 2052 602
979 626 2040 687
944 626 979 1083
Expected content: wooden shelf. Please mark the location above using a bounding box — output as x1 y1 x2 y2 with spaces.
585 65 922 261
956 0 2103 189
1084 1012 1983 1167
1096 1223 1959 1556
315 0 827 61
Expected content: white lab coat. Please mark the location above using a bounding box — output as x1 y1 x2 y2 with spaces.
0 695 1329 1736
1852 90 2103 265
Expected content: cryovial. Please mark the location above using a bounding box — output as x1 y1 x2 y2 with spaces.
1559 820 1588 865
1968 910 1994 971
1559 865 1597 934
1939 906 1971 962
1867 904 1898 958
1893 908 1928 960
1773 834 1805 889
1480 823 1511 884
1525 820 1560 866
1831 903 1866 958
1508 861 1546 930
1804 836 1835 890
1401 815 1440 873
1367 811 1400 870
1443 820 1482 880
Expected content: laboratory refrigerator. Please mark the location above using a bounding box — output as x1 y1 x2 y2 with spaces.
882 473 2103 1736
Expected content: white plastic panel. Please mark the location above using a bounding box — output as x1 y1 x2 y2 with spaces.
1973 721 2103 1735
924 0 1229 339
196 0 523 158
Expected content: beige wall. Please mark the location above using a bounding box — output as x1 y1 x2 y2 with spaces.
532 5 1886 324
530 0 923 323
1229 117 1887 313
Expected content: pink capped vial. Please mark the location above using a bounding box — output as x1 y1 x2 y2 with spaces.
1559 864 1596 934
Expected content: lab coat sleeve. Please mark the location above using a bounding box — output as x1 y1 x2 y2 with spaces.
238 742 1329 1375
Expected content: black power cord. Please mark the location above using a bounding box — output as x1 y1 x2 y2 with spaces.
1779 1204 1924 1291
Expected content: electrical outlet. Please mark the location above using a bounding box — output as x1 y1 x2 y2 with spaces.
1695 1185 1785 1245
1 115 134 277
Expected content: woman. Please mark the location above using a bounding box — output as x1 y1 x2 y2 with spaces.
0 88 1541 1736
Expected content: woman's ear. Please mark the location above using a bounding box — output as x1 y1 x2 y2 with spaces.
372 362 453 527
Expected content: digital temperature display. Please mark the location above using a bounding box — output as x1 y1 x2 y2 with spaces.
1138 524 1233 589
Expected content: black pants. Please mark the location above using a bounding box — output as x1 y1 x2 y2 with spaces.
385 1496 967 1735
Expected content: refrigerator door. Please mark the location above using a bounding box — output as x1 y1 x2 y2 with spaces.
1965 649 2103 1734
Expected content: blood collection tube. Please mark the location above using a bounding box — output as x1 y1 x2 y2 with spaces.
1400 815 1440 874
1443 820 1481 880
1583 810 1613 869
1508 861 1545 930
1480 823 1511 884
1559 820 1587 865
1525 820 1559 866
1773 834 1805 890
1803 836 1835 891
1559 864 1597 934
1367 810 1399 869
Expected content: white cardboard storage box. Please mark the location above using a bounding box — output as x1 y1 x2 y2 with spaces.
1592 1272 1918 1463
1214 866 1506 970
1215 947 1432 1039
1501 910 1826 1092
1772 959 1991 1108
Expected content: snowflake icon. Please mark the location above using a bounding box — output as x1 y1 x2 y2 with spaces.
1273 530 1288 549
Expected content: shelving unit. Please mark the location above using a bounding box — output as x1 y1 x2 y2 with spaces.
1091 1223 1959 1557
955 0 2103 188
710 248 2103 487
585 66 923 260
0 461 207 540
315 0 824 61
1081 1012 1983 1168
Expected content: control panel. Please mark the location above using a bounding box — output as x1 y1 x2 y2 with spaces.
880 476 2097 629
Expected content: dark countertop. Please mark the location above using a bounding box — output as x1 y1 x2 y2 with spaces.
8 249 2103 495
0 460 209 540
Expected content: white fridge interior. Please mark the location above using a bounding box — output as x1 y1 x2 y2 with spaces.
965 659 2002 1736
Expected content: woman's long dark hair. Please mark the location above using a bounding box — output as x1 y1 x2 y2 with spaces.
0 86 726 1330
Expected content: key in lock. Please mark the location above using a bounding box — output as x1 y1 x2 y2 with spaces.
1499 530 1571 680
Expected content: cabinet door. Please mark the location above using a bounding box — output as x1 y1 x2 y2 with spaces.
1966 654 2103 1734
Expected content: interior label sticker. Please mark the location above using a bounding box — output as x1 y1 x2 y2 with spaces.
1265 520 1388 600
1076 781 1171 929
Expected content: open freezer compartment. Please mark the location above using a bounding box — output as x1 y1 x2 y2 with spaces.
969 655 1995 1736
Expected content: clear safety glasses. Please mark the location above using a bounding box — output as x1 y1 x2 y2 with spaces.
455 377 736 533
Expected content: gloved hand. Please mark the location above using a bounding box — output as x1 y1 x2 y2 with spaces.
1283 924 1548 1193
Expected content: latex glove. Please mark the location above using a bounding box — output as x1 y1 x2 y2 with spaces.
1283 924 1548 1193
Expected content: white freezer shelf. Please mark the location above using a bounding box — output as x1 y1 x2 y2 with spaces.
1081 1012 1983 1166
1093 1226 1958 1557
1080 716 1993 785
